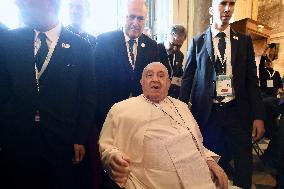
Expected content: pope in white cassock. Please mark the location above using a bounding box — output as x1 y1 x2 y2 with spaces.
99 62 240 189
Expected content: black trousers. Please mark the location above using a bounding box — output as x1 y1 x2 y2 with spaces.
200 102 252 189
276 116 284 188
0 126 91 189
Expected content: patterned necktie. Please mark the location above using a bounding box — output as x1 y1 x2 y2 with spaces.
128 39 135 67
36 32 49 72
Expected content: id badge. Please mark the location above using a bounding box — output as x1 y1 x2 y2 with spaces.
171 76 182 86
216 75 233 97
267 80 274 88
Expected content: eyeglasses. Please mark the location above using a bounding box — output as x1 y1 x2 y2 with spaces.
127 15 145 22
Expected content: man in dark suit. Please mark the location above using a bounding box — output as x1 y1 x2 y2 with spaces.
95 0 159 128
180 0 265 188
66 1 98 188
66 0 96 49
259 44 283 98
0 0 96 188
158 24 187 98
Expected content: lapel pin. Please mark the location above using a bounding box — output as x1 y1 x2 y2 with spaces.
233 36 238 40
62 43 71 48
141 43 145 48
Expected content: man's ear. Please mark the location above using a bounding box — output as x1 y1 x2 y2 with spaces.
209 7 213 16
167 78 171 88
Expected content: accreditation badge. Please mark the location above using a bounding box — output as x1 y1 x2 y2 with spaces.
267 80 274 88
171 76 182 86
216 75 233 97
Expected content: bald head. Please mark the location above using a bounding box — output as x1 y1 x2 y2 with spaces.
142 62 169 79
140 62 171 103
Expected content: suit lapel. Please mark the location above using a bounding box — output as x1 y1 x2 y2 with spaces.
230 28 238 68
136 35 145 70
118 31 133 75
41 27 70 82
13 28 35 84
204 28 215 64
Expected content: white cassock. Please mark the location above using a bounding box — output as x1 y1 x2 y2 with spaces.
99 95 240 189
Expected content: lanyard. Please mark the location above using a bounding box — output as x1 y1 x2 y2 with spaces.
266 69 275 79
216 49 227 66
142 95 202 154
34 39 58 91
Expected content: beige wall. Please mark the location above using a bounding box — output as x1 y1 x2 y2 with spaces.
172 0 211 64
258 0 284 76
234 0 255 21
270 33 284 76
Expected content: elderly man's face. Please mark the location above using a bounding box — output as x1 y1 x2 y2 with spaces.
125 0 147 39
210 0 235 27
140 63 171 103
69 0 88 27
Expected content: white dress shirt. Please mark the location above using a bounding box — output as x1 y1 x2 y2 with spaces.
211 25 235 102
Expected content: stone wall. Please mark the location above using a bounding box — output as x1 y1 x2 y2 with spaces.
258 0 284 34
258 0 284 76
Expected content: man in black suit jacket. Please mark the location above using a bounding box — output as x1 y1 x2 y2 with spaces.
0 0 96 188
66 0 96 49
95 0 159 128
158 24 187 98
180 0 265 188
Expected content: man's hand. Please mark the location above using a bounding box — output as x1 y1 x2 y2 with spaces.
207 160 228 189
73 144 85 164
252 120 265 141
108 153 130 187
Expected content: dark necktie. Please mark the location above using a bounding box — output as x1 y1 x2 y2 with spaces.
215 32 226 75
128 39 135 66
215 32 226 102
36 32 49 72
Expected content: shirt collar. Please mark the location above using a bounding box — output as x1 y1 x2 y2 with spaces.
34 23 62 42
211 25 230 39
124 32 138 44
